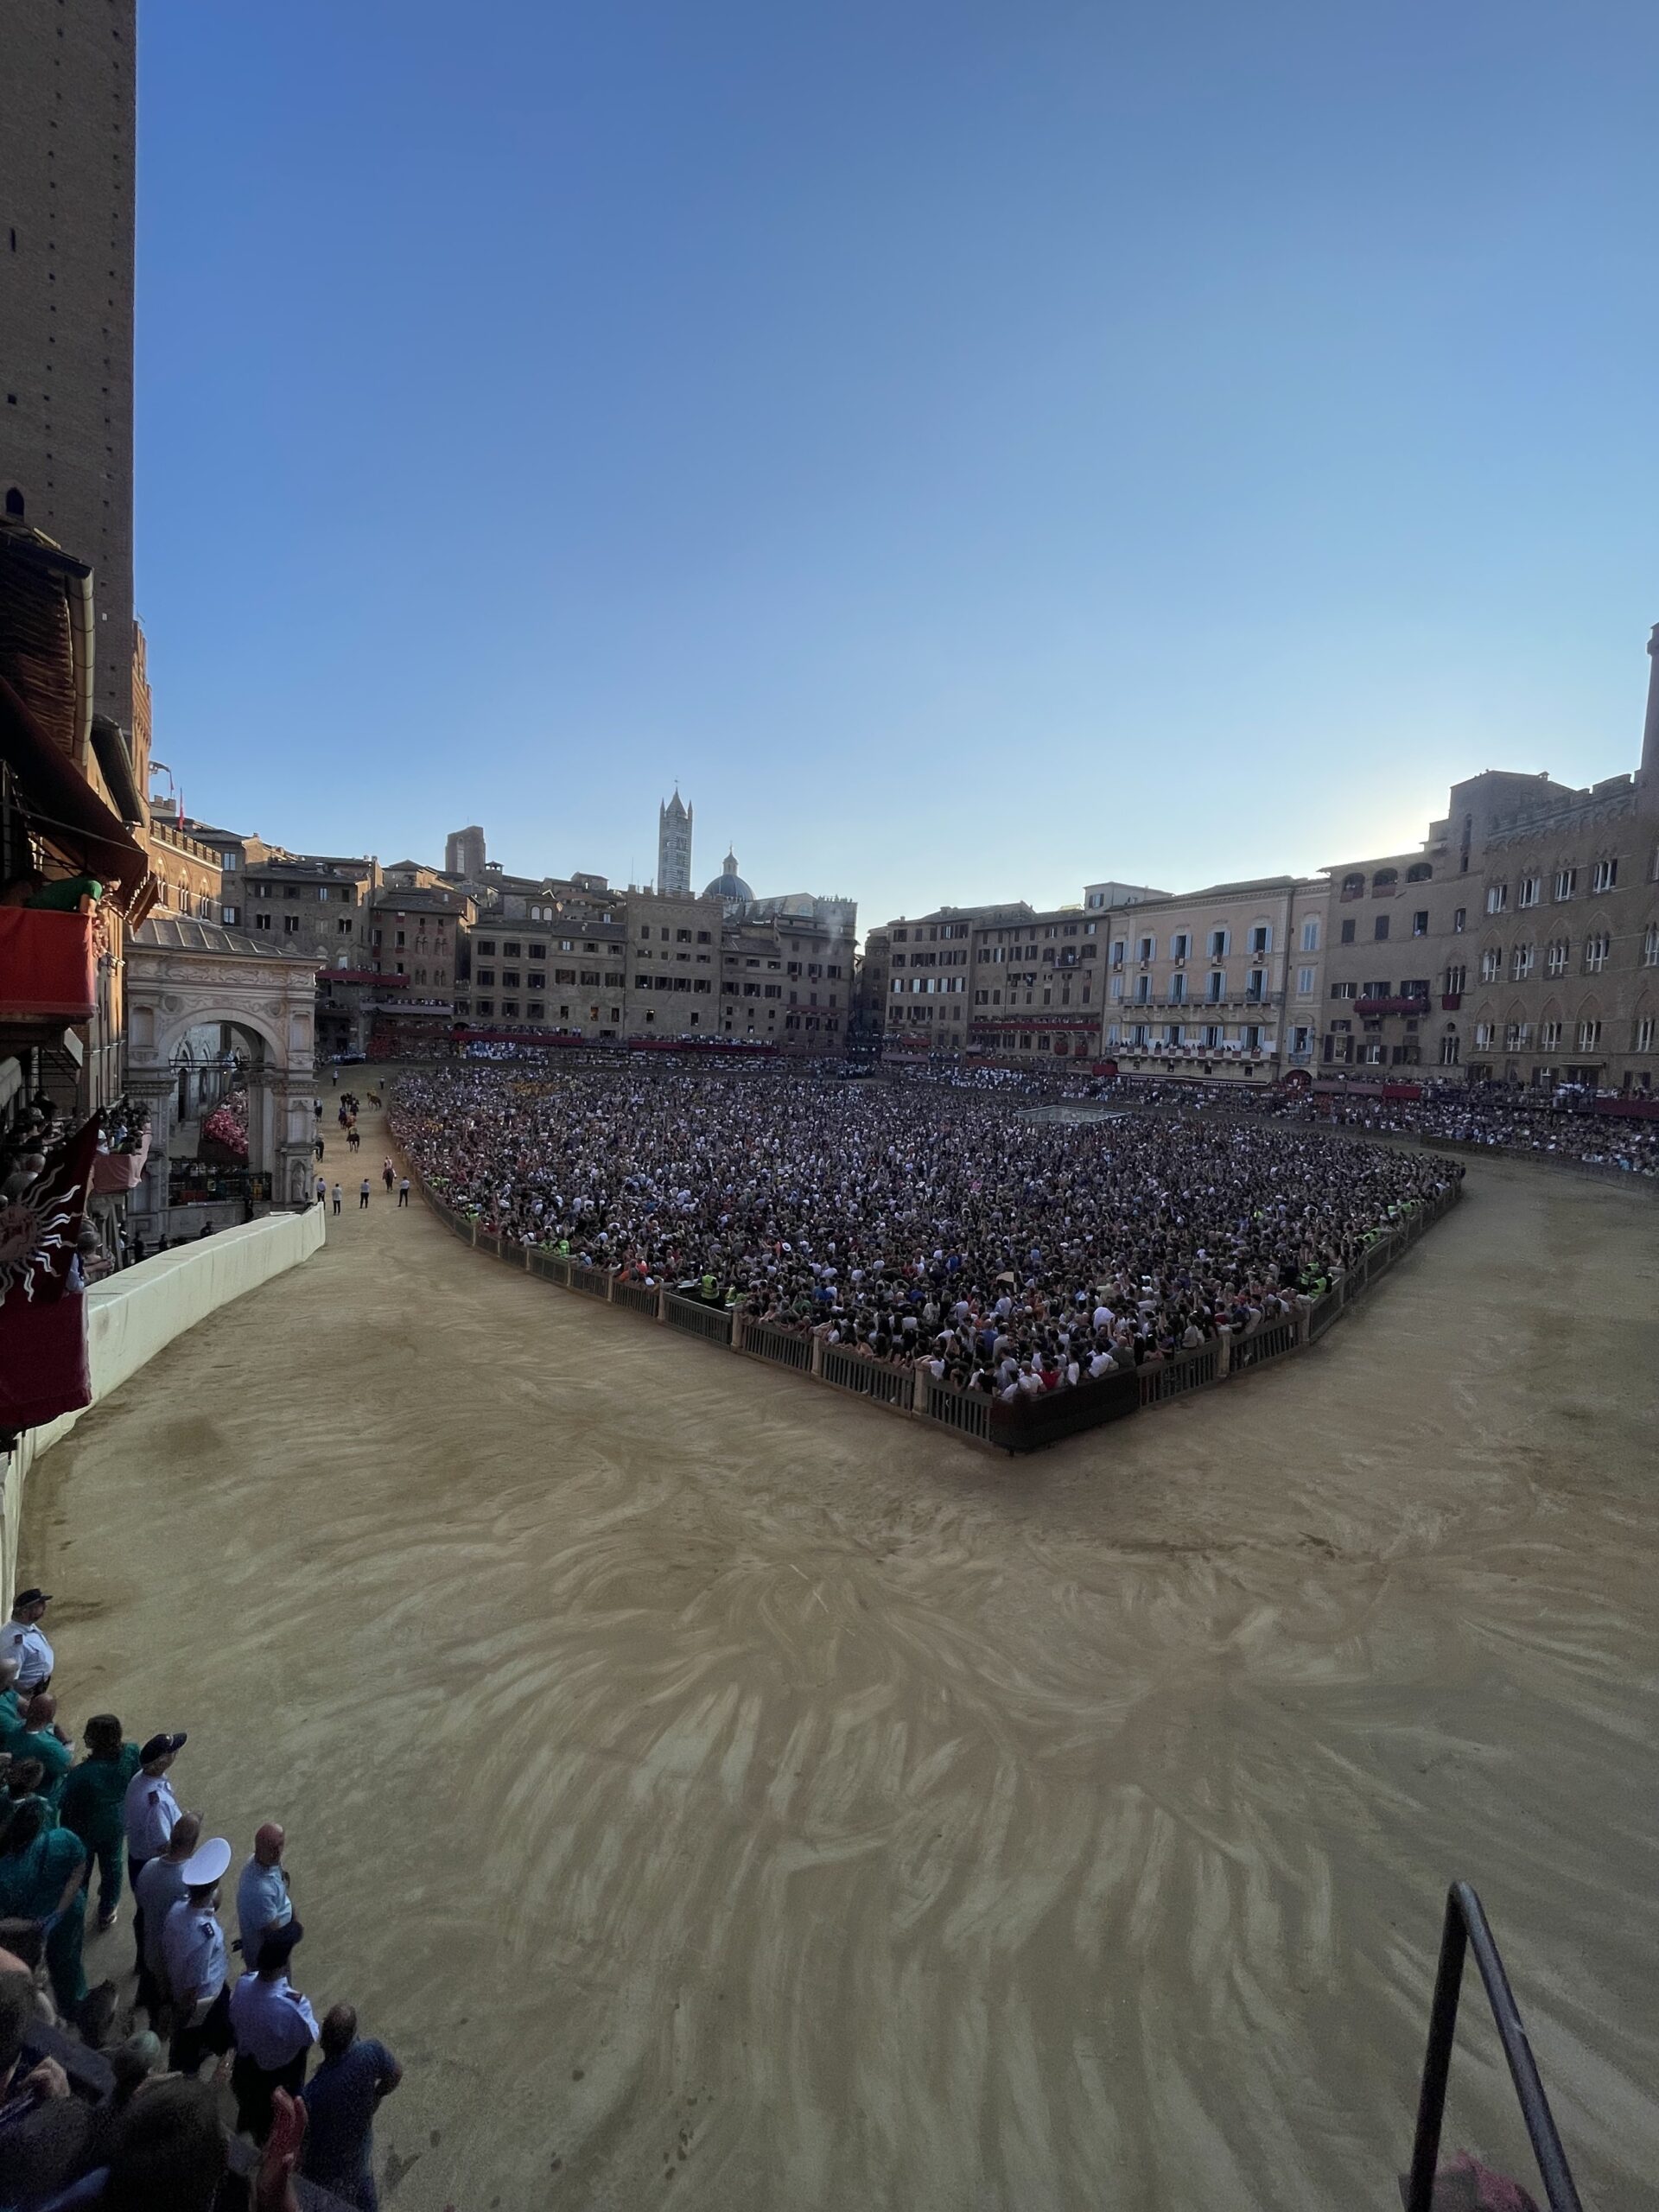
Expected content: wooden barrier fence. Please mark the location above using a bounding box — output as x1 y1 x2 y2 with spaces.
397 1164 1462 1455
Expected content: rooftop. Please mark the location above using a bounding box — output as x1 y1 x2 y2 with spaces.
137 914 312 961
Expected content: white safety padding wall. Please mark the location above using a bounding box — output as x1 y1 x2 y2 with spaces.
1 1208 326 1593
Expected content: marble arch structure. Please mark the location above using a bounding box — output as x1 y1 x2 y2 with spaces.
126 915 319 1231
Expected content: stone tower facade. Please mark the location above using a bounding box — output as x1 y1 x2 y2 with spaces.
658 791 692 895
0 0 137 740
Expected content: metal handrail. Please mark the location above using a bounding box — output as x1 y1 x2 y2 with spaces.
1403 1881 1582 2212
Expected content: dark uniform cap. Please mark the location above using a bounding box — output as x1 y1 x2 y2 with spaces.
138 1732 187 1764
12 1589 51 1608
257 1918 305 1971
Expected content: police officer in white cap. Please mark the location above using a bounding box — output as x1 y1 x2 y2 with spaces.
162 1834 234 2076
1 1588 54 1694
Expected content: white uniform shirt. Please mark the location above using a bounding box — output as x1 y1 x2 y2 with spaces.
123 1769 181 1859
0 1620 54 1692
162 1899 228 2022
236 1858 292 1956
230 1972 319 2070
136 1855 188 1980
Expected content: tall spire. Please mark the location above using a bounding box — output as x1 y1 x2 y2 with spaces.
657 791 693 893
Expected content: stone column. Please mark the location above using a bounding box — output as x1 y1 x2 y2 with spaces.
126 1068 177 1227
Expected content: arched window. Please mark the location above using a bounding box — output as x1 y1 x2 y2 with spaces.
1407 861 1433 882
1371 868 1398 892
1341 873 1364 899
3 487 23 518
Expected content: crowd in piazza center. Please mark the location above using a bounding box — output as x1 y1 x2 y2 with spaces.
390 1067 1459 1392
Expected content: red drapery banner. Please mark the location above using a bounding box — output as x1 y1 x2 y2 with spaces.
0 1112 101 1432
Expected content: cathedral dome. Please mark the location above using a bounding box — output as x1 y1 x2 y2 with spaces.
703 849 753 903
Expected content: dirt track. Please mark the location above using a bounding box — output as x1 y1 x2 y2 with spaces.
22 1087 1659 2210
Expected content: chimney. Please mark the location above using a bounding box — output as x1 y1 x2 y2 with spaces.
1645 622 1659 789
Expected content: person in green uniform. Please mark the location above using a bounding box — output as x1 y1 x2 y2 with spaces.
0 1799 90 2017
1 1695 73 1808
3 1758 60 1834
0 1656 22 1739
59 1713 142 1933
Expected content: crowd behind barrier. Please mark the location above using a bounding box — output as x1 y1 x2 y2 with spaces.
389 1065 1465 1454
0 1589 404 2212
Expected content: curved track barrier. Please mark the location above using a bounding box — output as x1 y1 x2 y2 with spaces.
398 1163 1461 1455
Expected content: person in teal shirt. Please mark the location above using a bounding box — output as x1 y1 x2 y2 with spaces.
0 1799 89 2017
0 1655 22 1740
1 1694 73 1807
3 1758 60 1834
59 1713 143 1931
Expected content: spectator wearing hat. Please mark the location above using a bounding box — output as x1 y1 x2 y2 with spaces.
229 1919 317 2142
123 1730 185 1976
58 1714 142 1932
162 1834 233 2075
236 1823 293 1964
1 1591 54 1696
301 2003 403 2211
133 1809 200 2020
2 1694 73 1808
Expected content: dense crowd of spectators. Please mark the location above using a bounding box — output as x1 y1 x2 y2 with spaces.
1257 1080 1659 1173
391 1066 1458 1395
0 1592 404 2211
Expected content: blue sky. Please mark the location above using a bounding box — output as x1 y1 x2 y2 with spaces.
137 0 1659 929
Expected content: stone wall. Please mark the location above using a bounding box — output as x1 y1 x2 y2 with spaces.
0 1207 326 1595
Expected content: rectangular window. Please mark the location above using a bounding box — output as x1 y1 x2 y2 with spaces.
1412 910 1429 936
255 912 271 931
1634 1015 1655 1052
1485 885 1508 914
1592 858 1618 893
1577 1018 1601 1050
283 914 300 935
1518 876 1539 908
1453 908 1465 933
1374 916 1390 941
1249 925 1269 954
1643 923 1659 968
1340 919 1356 944
1541 1019 1561 1050
1296 966 1315 995
1554 869 1576 903
1445 963 1465 993
1300 918 1319 952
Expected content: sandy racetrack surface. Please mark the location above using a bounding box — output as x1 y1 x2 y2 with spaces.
22 1084 1659 2210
